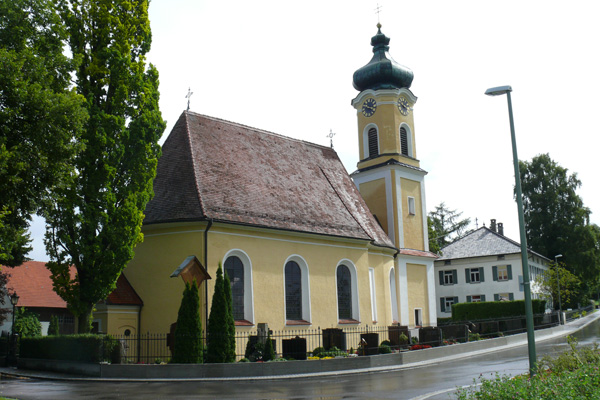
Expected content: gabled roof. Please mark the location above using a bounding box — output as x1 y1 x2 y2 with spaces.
436 227 550 261
144 111 396 249
105 274 143 306
3 261 68 309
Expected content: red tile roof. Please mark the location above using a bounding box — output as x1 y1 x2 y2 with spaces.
3 261 142 308
106 273 143 306
144 112 396 249
3 261 69 308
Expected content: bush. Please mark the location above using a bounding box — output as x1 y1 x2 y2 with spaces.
312 346 325 358
398 333 409 345
312 346 347 358
48 315 60 336
379 344 392 354
452 299 546 321
262 332 275 362
14 307 42 338
20 334 120 363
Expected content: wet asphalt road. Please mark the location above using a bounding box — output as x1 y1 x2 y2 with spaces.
1 317 598 400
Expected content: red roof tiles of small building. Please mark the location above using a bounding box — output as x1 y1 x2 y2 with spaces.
144 111 396 249
106 273 143 306
3 261 69 309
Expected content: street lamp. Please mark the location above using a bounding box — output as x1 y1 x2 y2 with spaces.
485 85 537 376
555 254 563 323
8 292 19 365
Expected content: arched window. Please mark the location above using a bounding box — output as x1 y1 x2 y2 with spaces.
337 265 352 320
368 127 379 158
285 261 302 320
224 256 244 320
400 126 409 156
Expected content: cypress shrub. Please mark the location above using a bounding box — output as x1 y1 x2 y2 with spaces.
223 268 236 362
263 331 275 361
207 264 235 363
171 281 203 363
48 315 60 336
452 299 546 321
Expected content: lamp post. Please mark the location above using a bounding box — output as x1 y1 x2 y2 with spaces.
485 85 537 376
555 254 563 323
8 292 19 365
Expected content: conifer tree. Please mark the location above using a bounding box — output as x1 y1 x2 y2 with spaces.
172 281 202 363
263 331 275 362
223 269 236 362
48 315 60 336
207 264 235 363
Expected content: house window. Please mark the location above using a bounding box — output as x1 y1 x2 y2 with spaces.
440 296 458 313
493 265 512 281
368 268 377 322
440 269 457 285
495 292 513 301
414 308 422 326
337 265 352 320
285 261 302 321
407 196 416 215
465 267 484 284
224 255 244 320
400 127 409 156
469 295 483 303
368 127 379 158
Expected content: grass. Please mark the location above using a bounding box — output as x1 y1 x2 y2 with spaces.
455 336 600 399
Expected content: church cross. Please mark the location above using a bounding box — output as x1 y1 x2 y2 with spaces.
375 3 383 24
327 129 336 149
185 87 193 111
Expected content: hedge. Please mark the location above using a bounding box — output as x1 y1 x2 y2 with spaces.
20 334 121 363
452 299 546 321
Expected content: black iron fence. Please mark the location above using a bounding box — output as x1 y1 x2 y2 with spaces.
111 311 568 364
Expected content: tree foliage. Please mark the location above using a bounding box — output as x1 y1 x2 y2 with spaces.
519 154 600 289
43 0 165 333
535 262 582 310
172 281 202 364
428 202 471 253
207 264 236 363
0 0 87 266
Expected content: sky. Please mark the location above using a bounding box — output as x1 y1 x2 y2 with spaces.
27 0 600 261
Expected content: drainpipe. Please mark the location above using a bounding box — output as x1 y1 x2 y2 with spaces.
137 305 142 363
204 219 213 331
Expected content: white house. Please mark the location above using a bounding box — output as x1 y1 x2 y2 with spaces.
435 221 550 317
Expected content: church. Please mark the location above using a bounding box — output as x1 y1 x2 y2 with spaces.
95 24 438 343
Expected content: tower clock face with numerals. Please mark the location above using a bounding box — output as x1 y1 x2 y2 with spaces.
398 97 410 116
362 98 377 117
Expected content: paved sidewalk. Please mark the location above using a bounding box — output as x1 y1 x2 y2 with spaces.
1 311 598 382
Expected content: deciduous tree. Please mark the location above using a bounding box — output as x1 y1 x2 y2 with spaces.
0 0 86 266
535 262 582 310
44 0 165 333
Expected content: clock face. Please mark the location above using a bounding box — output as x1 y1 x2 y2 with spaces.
398 97 410 116
362 98 377 117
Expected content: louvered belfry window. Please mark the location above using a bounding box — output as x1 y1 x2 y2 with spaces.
368 128 379 158
400 127 409 156
285 261 302 320
224 256 244 320
337 265 352 320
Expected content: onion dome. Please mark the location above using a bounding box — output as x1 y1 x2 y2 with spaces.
353 24 413 91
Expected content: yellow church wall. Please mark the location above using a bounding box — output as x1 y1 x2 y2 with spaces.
358 178 389 235
400 178 424 251
122 221 398 338
406 263 430 326
93 305 139 336
122 222 208 335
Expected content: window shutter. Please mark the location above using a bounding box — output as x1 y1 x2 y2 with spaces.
479 267 485 282
439 271 444 285
465 269 471 283
509 293 514 301
452 270 458 285
494 294 500 301
453 296 458 305
368 128 379 157
440 298 445 312
481 295 486 302
507 265 513 280
467 295 472 303
400 127 409 156
492 266 498 281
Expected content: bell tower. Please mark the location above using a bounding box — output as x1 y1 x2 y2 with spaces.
350 24 428 252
